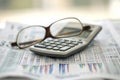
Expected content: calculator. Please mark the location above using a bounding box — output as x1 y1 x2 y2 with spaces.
30 24 102 58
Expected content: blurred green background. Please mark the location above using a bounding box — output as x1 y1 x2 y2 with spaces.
0 0 110 10
0 0 120 25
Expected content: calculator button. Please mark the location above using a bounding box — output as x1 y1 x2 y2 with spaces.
68 44 75 47
65 40 72 44
71 41 79 45
59 39 65 43
49 41 55 44
53 47 59 50
55 42 61 45
59 46 71 51
44 43 51 46
53 39 59 42
61 43 68 46
51 44 57 47
34 44 46 48
57 45 63 48
46 46 53 49
39 42 45 45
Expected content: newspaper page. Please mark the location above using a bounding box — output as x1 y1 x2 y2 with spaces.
0 21 120 80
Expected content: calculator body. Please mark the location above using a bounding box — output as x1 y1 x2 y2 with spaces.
30 24 102 58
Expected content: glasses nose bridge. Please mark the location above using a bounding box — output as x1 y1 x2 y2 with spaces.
45 26 54 38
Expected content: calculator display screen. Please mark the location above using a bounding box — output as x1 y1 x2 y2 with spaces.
79 30 92 38
58 27 92 38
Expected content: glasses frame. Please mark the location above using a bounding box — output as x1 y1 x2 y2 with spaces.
11 17 88 49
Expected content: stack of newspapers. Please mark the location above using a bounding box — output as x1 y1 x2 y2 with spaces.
0 21 120 80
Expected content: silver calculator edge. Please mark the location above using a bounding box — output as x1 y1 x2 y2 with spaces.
30 24 102 58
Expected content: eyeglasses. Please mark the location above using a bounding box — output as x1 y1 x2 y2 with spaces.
11 17 90 49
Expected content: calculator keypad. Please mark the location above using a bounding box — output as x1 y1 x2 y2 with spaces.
34 38 82 51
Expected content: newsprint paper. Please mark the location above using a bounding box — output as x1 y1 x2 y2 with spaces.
0 21 120 80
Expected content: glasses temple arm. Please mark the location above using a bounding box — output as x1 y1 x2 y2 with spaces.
83 25 90 30
11 42 17 46
10 39 42 47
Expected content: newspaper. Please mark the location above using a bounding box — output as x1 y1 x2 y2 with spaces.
0 21 120 80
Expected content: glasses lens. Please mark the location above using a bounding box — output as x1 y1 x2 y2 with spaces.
16 26 45 48
50 18 83 37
